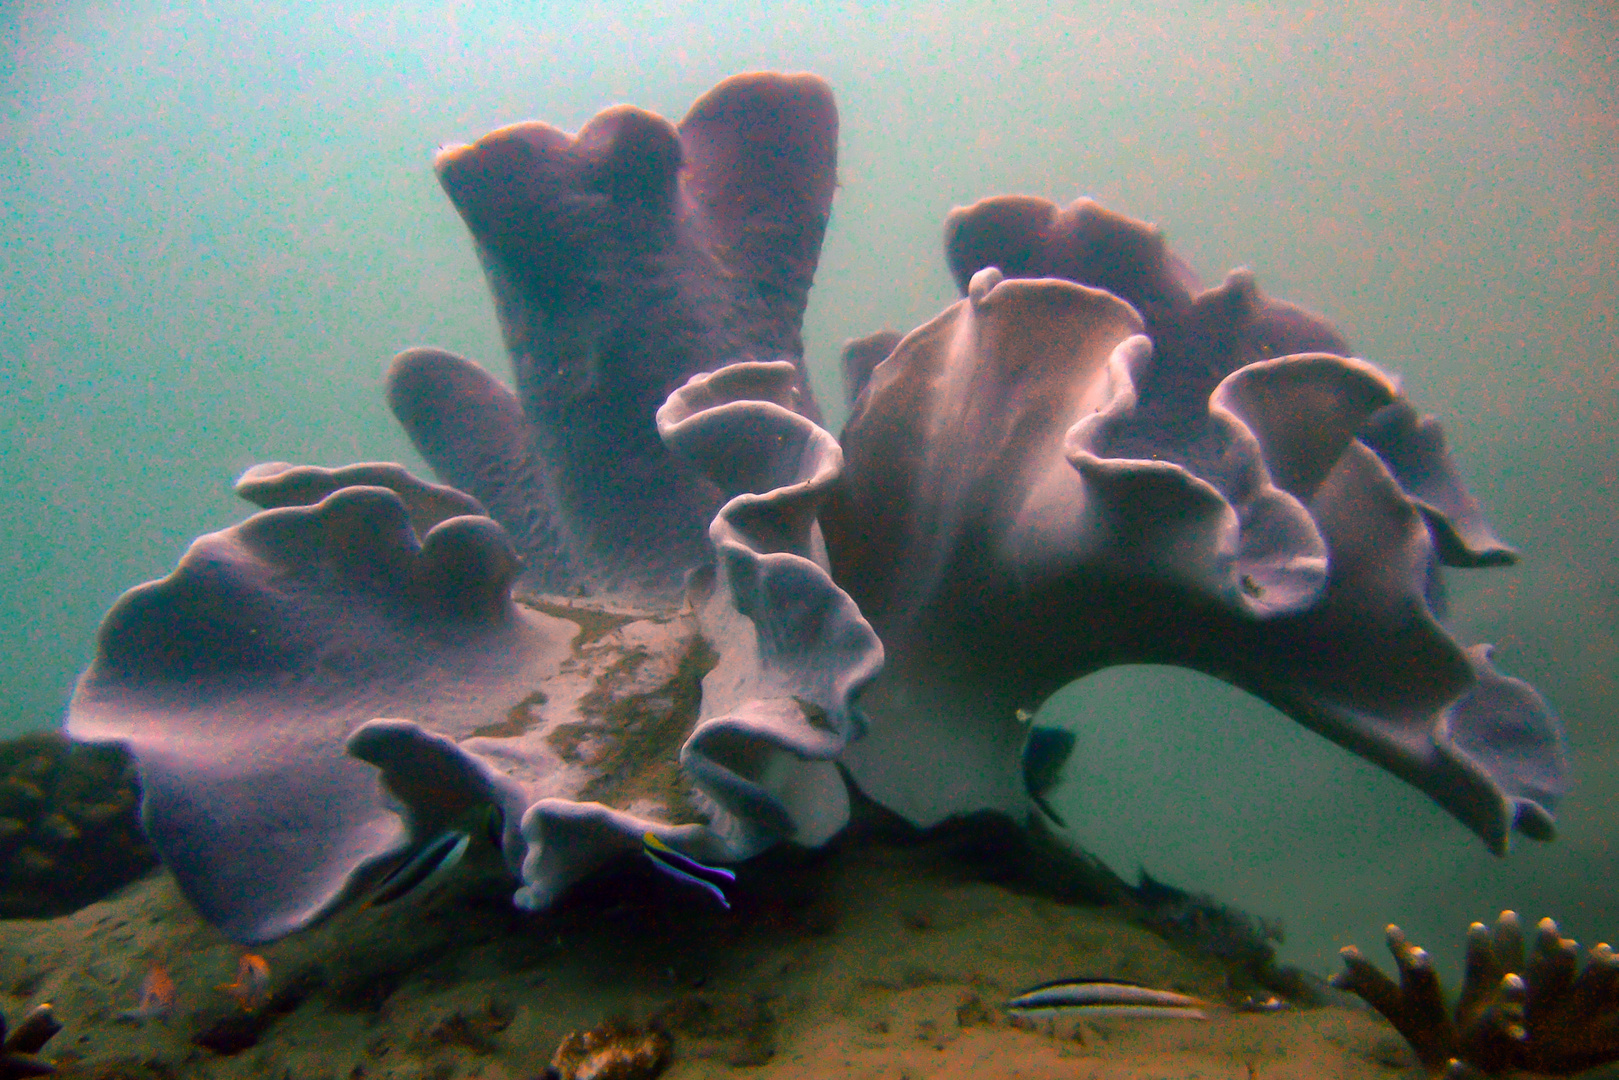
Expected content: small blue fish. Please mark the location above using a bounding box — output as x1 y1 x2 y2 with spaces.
364 829 470 908
642 832 735 910
1004 978 1208 1021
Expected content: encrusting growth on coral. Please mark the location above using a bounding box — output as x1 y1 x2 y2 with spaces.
543 1017 671 1080
1333 910 1619 1077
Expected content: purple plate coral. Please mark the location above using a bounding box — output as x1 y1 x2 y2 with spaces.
66 72 1565 944
828 196 1564 854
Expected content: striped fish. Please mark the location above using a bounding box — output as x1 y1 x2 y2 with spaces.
1004 978 1209 1021
364 829 470 908
642 832 735 910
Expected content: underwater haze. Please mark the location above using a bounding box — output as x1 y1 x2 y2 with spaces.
3 0 1615 979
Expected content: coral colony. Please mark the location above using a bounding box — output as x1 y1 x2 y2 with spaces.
1335 912 1619 1077
65 72 1565 968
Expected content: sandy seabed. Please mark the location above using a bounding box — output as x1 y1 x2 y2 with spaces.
2 819 1589 1080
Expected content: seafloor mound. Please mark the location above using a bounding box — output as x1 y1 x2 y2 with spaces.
0 807 1458 1080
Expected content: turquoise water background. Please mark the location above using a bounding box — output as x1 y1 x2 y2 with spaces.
3 2 1614 978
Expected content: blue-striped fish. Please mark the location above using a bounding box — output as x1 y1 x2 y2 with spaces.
364 829 471 908
1004 978 1208 1021
642 832 735 910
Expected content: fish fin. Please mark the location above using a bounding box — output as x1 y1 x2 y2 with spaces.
1031 791 1068 828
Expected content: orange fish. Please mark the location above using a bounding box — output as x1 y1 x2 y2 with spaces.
217 953 270 1012
121 963 175 1021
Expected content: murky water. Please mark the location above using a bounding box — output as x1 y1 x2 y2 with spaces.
3 0 1613 984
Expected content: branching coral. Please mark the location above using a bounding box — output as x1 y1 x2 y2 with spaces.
1333 911 1619 1076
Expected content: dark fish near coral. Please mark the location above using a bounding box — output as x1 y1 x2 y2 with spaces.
1129 869 1283 966
1004 978 1209 1021
642 832 734 910
1018 717 1076 828
364 829 470 908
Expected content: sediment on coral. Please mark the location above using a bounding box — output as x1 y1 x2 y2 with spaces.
0 731 155 919
1333 910 1619 1077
